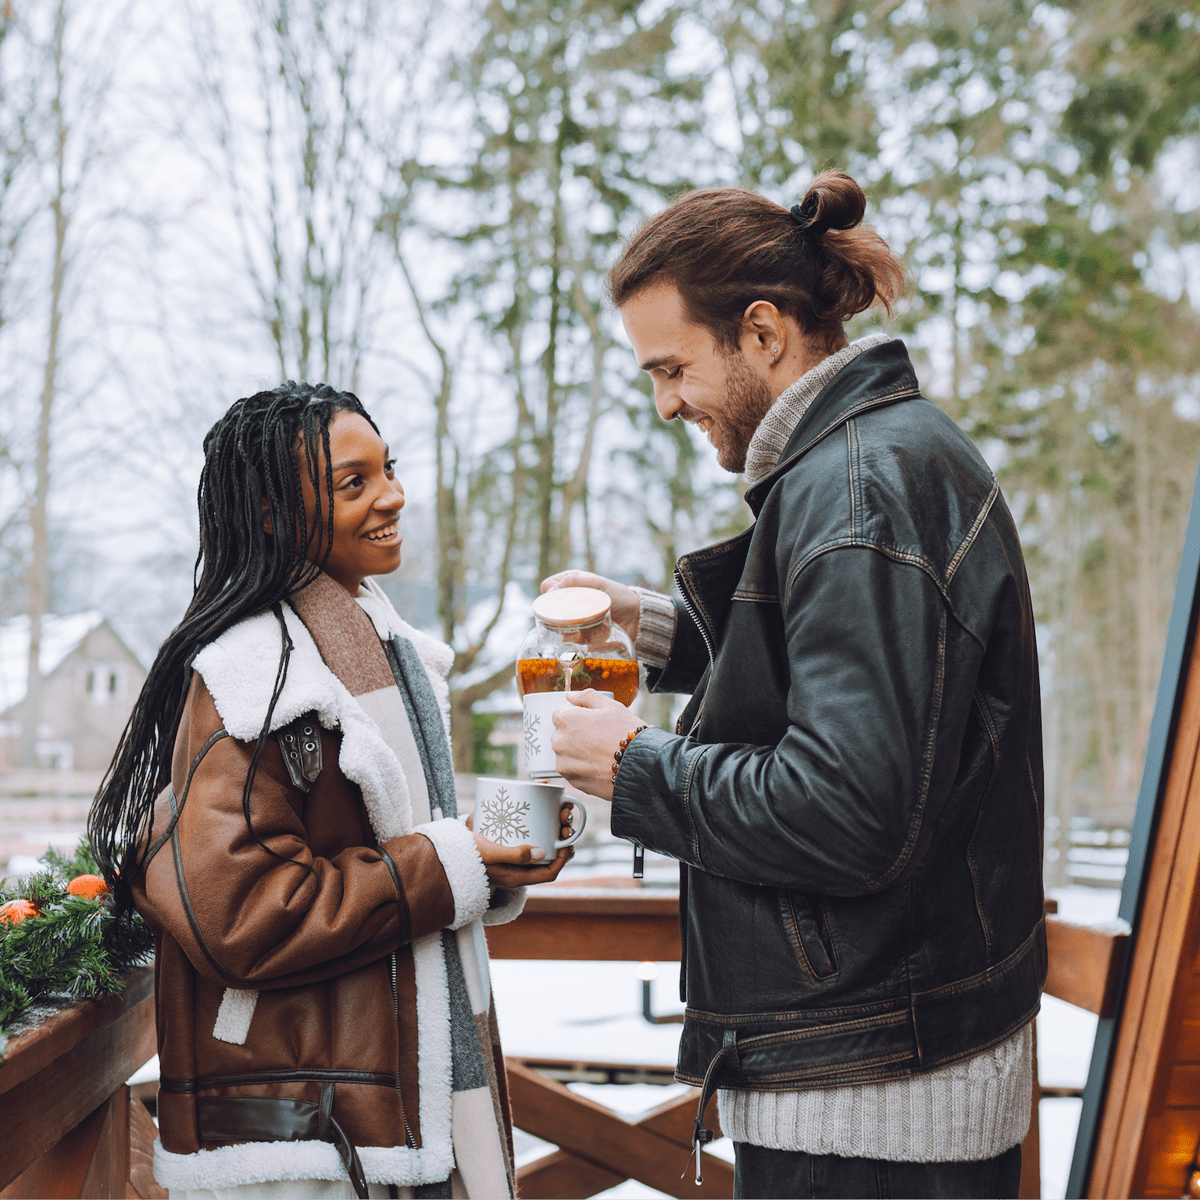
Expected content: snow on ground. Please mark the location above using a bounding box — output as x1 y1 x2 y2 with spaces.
491 960 686 1064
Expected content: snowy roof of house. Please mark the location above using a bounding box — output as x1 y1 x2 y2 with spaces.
0 611 106 714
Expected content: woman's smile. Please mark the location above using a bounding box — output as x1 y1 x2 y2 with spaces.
363 521 399 544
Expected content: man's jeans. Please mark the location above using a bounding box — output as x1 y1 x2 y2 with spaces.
732 1142 1022 1199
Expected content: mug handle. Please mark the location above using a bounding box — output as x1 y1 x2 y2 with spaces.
554 799 588 849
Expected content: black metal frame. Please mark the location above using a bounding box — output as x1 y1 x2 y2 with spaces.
1067 464 1200 1197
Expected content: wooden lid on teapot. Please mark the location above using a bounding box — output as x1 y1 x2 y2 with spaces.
531 587 612 628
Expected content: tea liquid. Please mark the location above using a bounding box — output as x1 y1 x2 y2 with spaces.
517 657 640 707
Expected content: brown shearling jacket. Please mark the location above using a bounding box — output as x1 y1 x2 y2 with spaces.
134 673 500 1169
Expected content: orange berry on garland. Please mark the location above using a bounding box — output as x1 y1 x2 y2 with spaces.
66 875 109 901
0 898 40 926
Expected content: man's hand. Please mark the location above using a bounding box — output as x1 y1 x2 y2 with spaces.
551 690 640 802
467 806 576 889
540 570 641 645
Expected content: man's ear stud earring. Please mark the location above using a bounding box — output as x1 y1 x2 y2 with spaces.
771 346 780 359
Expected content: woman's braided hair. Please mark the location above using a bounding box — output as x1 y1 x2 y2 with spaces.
89 381 376 915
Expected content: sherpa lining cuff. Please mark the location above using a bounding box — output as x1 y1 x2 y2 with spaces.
633 587 677 671
483 886 527 925
153 1135 455 1191
416 818 490 929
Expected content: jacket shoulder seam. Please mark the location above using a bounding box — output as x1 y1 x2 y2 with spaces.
786 540 948 608
946 479 1000 583
143 726 230 871
784 540 988 654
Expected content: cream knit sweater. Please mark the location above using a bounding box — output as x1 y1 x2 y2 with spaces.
631 333 1033 1161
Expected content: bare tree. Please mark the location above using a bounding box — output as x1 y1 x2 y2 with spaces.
179 0 438 389
19 0 65 766
0 7 48 614
387 238 521 765
12 0 130 766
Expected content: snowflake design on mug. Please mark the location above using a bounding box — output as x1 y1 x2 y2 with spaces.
479 786 531 845
524 710 541 760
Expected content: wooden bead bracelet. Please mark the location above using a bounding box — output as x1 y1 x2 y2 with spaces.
612 725 649 780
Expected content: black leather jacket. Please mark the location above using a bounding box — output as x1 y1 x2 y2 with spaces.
613 339 1046 1095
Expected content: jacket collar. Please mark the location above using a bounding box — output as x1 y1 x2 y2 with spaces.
743 338 921 515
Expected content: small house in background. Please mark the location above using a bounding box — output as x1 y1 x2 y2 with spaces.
0 612 146 770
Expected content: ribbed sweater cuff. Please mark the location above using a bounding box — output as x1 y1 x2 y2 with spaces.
632 587 676 671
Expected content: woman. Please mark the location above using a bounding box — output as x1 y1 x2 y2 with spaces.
89 382 568 1198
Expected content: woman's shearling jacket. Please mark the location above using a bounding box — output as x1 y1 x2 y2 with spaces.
613 339 1047 1094
132 598 520 1193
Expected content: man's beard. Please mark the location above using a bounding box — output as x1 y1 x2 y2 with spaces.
709 351 775 473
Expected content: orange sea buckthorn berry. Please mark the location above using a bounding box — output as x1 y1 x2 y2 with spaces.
66 874 110 901
0 898 40 926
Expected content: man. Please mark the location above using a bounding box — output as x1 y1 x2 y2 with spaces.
546 173 1045 1199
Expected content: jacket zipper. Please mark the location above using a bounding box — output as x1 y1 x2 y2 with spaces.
672 562 717 1021
674 563 716 737
389 952 416 1149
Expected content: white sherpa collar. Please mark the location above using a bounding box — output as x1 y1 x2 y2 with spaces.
192 605 346 742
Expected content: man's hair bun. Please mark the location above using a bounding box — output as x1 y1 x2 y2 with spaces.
790 171 867 238
609 171 904 349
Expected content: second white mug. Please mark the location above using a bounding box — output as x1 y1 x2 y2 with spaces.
522 691 612 778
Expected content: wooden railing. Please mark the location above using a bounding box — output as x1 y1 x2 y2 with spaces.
492 890 1132 1200
0 893 1132 1199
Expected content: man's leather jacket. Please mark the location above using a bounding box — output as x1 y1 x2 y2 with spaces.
612 339 1046 1092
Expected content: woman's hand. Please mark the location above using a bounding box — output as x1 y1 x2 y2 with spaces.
540 570 641 645
466 805 576 889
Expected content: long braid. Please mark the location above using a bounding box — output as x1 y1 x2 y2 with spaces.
89 381 379 916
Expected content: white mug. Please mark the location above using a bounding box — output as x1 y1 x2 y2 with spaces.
473 776 587 855
522 691 612 778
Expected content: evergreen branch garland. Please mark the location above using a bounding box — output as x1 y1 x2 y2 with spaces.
0 841 154 1049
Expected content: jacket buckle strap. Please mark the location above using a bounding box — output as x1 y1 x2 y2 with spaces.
318 1082 369 1200
276 712 323 791
195 1090 367 1200
685 1034 738 1187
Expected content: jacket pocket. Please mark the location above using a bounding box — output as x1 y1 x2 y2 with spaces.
778 890 839 980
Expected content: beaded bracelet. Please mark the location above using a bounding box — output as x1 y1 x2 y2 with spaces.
612 725 649 780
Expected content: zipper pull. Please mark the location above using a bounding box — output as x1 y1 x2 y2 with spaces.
683 1047 723 1185
683 1119 715 1185
633 844 645 879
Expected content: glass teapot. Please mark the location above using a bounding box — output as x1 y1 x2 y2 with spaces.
516 586 638 707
